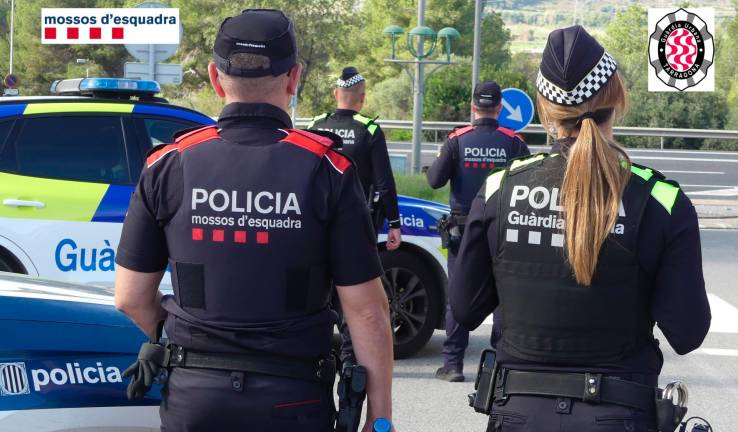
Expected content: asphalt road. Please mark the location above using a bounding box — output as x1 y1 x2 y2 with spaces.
389 229 738 432
388 143 738 201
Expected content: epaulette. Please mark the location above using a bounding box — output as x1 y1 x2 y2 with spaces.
146 125 220 168
448 125 475 139
508 153 548 173
497 126 517 139
280 129 352 174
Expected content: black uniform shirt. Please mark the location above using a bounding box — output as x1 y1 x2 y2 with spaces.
426 118 530 215
116 102 383 358
450 140 711 375
309 109 400 225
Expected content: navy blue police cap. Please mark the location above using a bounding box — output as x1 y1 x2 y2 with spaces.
536 25 617 106
336 66 365 88
473 81 501 107
213 9 297 77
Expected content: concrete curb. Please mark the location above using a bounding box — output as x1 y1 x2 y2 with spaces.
693 200 738 229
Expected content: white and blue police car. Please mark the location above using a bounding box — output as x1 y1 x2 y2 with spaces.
0 78 450 360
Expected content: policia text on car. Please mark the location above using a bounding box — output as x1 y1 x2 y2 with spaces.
452 26 712 432
427 81 529 382
114 9 394 432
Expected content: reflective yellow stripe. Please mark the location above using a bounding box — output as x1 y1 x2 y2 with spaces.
485 170 505 200
651 181 679 215
630 164 653 181
510 154 545 171
438 246 448 259
24 102 134 115
0 172 108 221
353 113 377 135
307 113 328 129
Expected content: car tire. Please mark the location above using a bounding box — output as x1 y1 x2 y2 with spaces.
0 249 24 274
380 249 442 359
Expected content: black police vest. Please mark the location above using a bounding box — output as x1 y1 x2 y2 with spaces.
310 112 374 194
450 125 518 215
493 154 656 364
155 126 346 354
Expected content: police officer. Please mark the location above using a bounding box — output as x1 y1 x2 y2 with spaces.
308 67 402 248
451 26 711 431
427 81 529 382
114 9 394 432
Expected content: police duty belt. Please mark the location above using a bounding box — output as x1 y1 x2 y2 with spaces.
168 344 336 385
494 369 657 412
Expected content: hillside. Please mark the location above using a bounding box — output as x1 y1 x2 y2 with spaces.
488 0 736 52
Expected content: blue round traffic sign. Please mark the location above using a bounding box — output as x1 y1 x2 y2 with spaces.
498 88 534 132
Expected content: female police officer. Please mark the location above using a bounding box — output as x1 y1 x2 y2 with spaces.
450 25 711 431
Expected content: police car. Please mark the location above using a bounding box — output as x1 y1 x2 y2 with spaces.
0 272 159 430
0 78 449 358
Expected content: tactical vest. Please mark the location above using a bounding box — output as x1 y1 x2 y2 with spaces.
309 112 378 195
147 126 350 353
486 153 678 364
449 124 518 215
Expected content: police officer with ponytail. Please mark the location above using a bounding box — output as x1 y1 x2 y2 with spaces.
452 26 710 431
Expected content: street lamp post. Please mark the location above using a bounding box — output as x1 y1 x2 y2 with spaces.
383 6 460 174
9 0 15 75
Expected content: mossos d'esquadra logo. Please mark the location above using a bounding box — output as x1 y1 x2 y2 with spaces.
0 363 30 396
648 8 714 91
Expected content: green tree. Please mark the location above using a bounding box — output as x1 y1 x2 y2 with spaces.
602 5 730 149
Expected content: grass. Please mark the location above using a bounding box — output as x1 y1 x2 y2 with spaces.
395 174 449 204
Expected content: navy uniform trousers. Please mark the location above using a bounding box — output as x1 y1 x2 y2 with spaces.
487 396 657 432
442 248 469 371
160 368 334 431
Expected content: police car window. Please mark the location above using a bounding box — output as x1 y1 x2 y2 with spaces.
0 120 16 172
143 118 193 146
15 116 129 184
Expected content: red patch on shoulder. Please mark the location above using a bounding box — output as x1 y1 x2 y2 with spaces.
280 129 335 157
146 126 220 167
497 127 517 139
325 150 352 174
448 125 475 139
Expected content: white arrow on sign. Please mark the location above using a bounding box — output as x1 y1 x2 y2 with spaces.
501 98 523 122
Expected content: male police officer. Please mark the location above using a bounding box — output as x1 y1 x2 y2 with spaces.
308 67 402 249
114 9 394 431
427 81 529 382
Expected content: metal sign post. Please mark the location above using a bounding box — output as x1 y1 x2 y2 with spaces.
124 2 182 84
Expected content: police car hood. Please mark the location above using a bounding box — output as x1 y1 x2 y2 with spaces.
0 272 144 353
397 195 450 214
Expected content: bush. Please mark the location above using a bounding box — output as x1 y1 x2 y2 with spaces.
395 175 449 204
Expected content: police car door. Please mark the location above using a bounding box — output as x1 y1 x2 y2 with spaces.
0 111 138 285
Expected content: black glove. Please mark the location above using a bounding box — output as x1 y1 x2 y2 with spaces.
122 342 170 400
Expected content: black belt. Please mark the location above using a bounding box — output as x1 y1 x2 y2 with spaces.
494 369 658 412
168 344 336 385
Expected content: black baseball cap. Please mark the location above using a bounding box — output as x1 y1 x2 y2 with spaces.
213 9 297 77
473 81 502 107
536 25 617 106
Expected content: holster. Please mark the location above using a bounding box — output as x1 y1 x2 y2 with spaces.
468 349 498 414
438 214 465 251
335 362 368 432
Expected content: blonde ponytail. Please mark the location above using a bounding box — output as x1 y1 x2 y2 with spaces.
536 72 630 286
561 117 629 286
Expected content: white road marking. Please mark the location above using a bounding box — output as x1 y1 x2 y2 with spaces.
707 294 738 333
662 170 725 175
696 348 738 357
630 156 738 163
688 188 738 197
681 184 738 188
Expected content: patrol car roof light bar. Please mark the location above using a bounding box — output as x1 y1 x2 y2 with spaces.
50 78 162 100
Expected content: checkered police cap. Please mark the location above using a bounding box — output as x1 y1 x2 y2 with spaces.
336 66 365 88
537 25 618 106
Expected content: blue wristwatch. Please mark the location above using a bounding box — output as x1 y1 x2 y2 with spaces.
373 418 392 432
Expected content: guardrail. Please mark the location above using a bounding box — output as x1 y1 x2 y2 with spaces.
294 118 738 141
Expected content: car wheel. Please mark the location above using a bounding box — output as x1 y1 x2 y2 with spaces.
0 250 24 274
380 249 442 359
